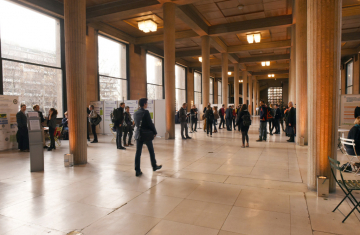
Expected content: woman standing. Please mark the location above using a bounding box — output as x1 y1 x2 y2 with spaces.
205 105 214 137
213 106 219 133
47 108 58 151
190 105 198 132
89 105 98 143
238 104 251 148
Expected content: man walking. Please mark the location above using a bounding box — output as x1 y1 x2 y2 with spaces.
219 104 225 129
274 104 281 134
225 105 233 131
113 102 126 150
179 103 191 140
287 102 296 142
256 101 268 141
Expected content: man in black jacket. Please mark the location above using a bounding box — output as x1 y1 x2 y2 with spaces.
179 103 191 140
123 106 134 146
134 98 162 177
33 104 47 147
115 103 126 150
287 102 296 142
16 104 29 151
273 104 281 134
225 105 233 131
257 101 268 141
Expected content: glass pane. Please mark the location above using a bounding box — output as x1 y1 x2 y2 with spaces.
176 89 186 111
210 94 213 104
0 0 61 67
347 61 353 94
175 65 186 89
210 77 214 95
218 81 222 96
98 35 127 79
218 95 222 105
146 54 163 85
194 72 201 92
194 92 202 106
3 60 63 116
99 76 127 101
147 84 163 100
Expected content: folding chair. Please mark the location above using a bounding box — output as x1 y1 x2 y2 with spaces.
340 137 360 175
328 156 360 223
54 126 63 147
109 124 116 142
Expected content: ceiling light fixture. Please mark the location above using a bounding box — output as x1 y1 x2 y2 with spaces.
199 57 202 62
237 4 244 10
138 20 157 33
268 74 275 78
261 61 270 66
247 33 261 44
239 80 243 83
266 61 270 66
228 72 232 75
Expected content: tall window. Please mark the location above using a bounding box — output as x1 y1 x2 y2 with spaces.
346 60 353 94
218 81 222 104
98 35 127 101
0 0 63 116
209 77 214 104
175 65 186 110
194 71 202 106
268 87 283 104
146 53 163 99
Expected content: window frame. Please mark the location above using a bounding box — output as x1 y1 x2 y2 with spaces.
209 76 214 104
175 63 187 108
194 71 202 105
145 52 164 99
345 59 354 95
97 34 129 101
217 80 222 104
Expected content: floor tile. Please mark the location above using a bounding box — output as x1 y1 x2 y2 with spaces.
147 220 219 235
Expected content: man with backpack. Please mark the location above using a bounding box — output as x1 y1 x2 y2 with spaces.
273 104 281 134
267 104 275 135
257 100 268 141
113 102 126 150
219 104 226 129
179 103 191 140
225 105 233 131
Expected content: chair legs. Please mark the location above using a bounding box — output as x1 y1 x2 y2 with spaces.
342 200 360 223
332 187 360 223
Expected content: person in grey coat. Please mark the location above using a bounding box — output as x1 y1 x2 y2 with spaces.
133 98 162 177
179 103 191 140
16 104 29 151
47 108 58 151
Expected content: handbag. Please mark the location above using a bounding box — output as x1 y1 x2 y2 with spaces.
139 112 154 142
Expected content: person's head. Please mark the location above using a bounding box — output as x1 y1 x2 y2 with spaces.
120 102 125 108
213 106 218 112
207 104 211 110
33 104 39 111
355 117 360 125
192 105 196 109
125 106 130 113
49 108 58 117
288 102 293 108
208 103 211 106
182 103 187 109
139 98 148 108
89 105 94 110
241 104 247 112
270 104 273 108
64 111 68 118
260 100 264 106
222 104 225 108
20 104 26 112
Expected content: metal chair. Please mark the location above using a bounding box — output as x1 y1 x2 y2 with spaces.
109 124 116 142
339 137 360 175
328 156 360 223
54 126 63 147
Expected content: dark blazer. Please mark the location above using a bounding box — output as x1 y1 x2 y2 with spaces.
47 114 57 129
16 111 27 128
346 125 360 155
238 110 250 132
205 109 214 121
190 108 198 121
275 108 281 119
134 108 157 140
225 108 232 119
179 107 187 123
287 107 296 126
37 111 45 123
61 118 68 128
114 107 125 127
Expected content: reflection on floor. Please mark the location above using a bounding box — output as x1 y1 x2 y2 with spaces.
0 117 359 235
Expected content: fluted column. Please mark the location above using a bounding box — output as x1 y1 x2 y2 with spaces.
202 36 210 106
242 71 248 105
249 77 253 114
307 0 342 192
234 64 239 106
257 80 260 105
222 53 228 107
253 78 257 114
163 2 176 139
289 25 296 103
295 0 308 145
64 0 87 164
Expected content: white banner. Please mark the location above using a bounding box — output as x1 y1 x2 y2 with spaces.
0 95 19 151
104 101 117 134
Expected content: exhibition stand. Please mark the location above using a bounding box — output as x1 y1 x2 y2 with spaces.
0 95 19 151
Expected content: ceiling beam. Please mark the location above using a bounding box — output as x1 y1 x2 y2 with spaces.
175 48 219 58
247 63 289 71
341 48 360 56
13 0 63 18
257 74 289 80
342 32 360 42
135 30 198 45
252 70 289 76
176 4 208 36
228 40 291 53
209 37 241 65
88 22 136 44
238 54 290 63
342 5 360 17
208 15 292 36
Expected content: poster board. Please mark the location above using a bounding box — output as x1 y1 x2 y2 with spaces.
103 101 117 134
340 94 360 127
154 100 166 137
0 95 19 151
124 100 139 120
147 99 155 122
90 101 104 134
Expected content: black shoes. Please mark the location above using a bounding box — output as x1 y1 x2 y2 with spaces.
91 140 98 143
117 146 126 150
47 148 53 151
153 165 162 171
182 137 187 140
43 146 48 149
287 139 295 142
136 171 143 177
256 139 262 142
186 136 192 139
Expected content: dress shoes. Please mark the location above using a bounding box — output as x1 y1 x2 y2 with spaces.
136 171 143 177
182 137 187 140
153 165 162 171
186 136 192 139
117 146 126 150
91 140 98 143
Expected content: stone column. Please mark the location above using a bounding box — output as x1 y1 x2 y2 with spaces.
307 0 342 192
253 78 258 115
249 77 253 114
222 53 228 107
64 0 87 164
163 2 176 139
295 0 308 145
289 24 296 103
257 80 260 104
242 71 248 105
202 35 210 106
234 64 239 106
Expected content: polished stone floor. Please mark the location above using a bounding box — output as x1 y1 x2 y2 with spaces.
0 118 359 235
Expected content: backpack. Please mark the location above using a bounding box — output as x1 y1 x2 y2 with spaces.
266 108 274 120
111 108 122 124
242 112 251 126
93 115 102 126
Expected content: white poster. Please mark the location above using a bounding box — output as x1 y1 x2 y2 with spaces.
0 95 19 151
340 95 360 126
90 101 104 134
147 99 155 122
104 101 118 134
154 100 166 137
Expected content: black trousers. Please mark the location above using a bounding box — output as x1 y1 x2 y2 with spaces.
241 130 249 145
271 119 280 133
232 117 236 129
123 127 133 145
206 119 213 135
87 120 90 140
91 124 97 141
116 126 123 148
280 118 285 132
135 139 157 172
17 127 29 151
268 119 274 133
226 118 232 130
219 116 225 128
191 119 197 131
49 126 56 149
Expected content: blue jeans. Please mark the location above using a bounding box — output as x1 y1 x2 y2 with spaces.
135 139 157 172
259 122 267 140
213 120 217 131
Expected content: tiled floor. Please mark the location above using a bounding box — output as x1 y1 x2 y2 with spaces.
0 117 359 235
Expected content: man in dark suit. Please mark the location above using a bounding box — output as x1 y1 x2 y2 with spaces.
115 103 126 150
16 104 29 151
33 104 47 148
133 98 162 177
225 105 233 131
219 104 225 129
273 104 281 134
287 101 296 142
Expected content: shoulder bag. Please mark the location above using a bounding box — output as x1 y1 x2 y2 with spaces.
139 112 154 142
